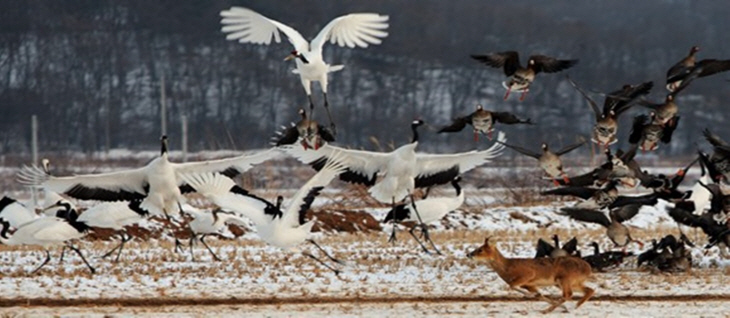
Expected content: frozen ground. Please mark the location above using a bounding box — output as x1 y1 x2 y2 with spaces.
1 198 730 316
3 300 730 317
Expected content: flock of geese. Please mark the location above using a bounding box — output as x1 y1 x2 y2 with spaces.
1 7 730 276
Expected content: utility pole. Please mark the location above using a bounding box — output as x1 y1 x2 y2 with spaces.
160 74 167 136
181 115 188 162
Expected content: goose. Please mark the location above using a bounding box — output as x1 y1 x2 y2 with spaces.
17 136 277 219
552 147 641 188
220 7 389 131
183 208 249 261
628 112 680 152
567 77 653 148
498 137 586 186
179 153 347 274
281 120 505 240
637 157 698 202
534 234 579 258
471 51 578 101
0 201 95 274
702 128 730 182
636 74 696 127
0 196 37 229
558 204 645 249
542 181 658 210
75 199 150 263
667 202 730 257
666 46 730 92
437 104 532 141
382 176 464 254
272 108 335 150
581 242 632 272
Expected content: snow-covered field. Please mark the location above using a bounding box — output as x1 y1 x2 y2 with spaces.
1 155 728 316
2 192 730 316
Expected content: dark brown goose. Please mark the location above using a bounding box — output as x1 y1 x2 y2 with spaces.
534 234 580 258
558 204 644 249
567 78 653 148
628 112 680 152
438 104 532 141
471 51 578 101
702 128 730 181
498 138 586 185
542 180 658 210
273 108 335 150
581 242 632 272
666 46 730 92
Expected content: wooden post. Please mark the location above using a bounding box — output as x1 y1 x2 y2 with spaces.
160 74 167 136
181 115 188 162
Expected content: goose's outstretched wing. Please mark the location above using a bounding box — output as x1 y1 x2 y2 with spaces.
414 132 506 187
220 7 309 52
311 13 389 51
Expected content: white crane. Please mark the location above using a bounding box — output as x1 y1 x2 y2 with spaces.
17 136 277 252
183 208 249 261
282 120 505 249
220 7 389 132
180 153 347 274
75 199 150 262
0 201 94 274
382 176 465 254
0 196 37 229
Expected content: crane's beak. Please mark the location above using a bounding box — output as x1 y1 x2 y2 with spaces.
42 202 63 212
284 53 296 61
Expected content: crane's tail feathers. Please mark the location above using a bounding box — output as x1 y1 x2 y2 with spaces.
328 65 345 73
16 164 50 186
179 172 236 197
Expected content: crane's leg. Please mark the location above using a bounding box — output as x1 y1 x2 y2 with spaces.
307 239 343 264
200 234 221 261
31 250 52 275
409 194 440 254
101 232 128 262
115 232 130 263
302 251 341 275
59 246 66 264
408 225 432 254
66 243 96 274
322 93 336 136
388 199 398 244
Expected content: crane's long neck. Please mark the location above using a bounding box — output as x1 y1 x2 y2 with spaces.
411 125 420 143
592 242 600 255
452 180 462 196
0 221 10 243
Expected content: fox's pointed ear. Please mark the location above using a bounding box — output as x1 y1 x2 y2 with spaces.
484 236 491 245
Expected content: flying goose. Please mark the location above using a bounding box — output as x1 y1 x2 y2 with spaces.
220 7 389 132
558 204 645 249
498 137 586 186
628 112 680 152
666 46 730 92
273 108 335 150
437 104 532 141
471 51 578 101
567 77 653 148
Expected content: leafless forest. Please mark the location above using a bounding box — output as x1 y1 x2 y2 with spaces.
1 0 729 156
